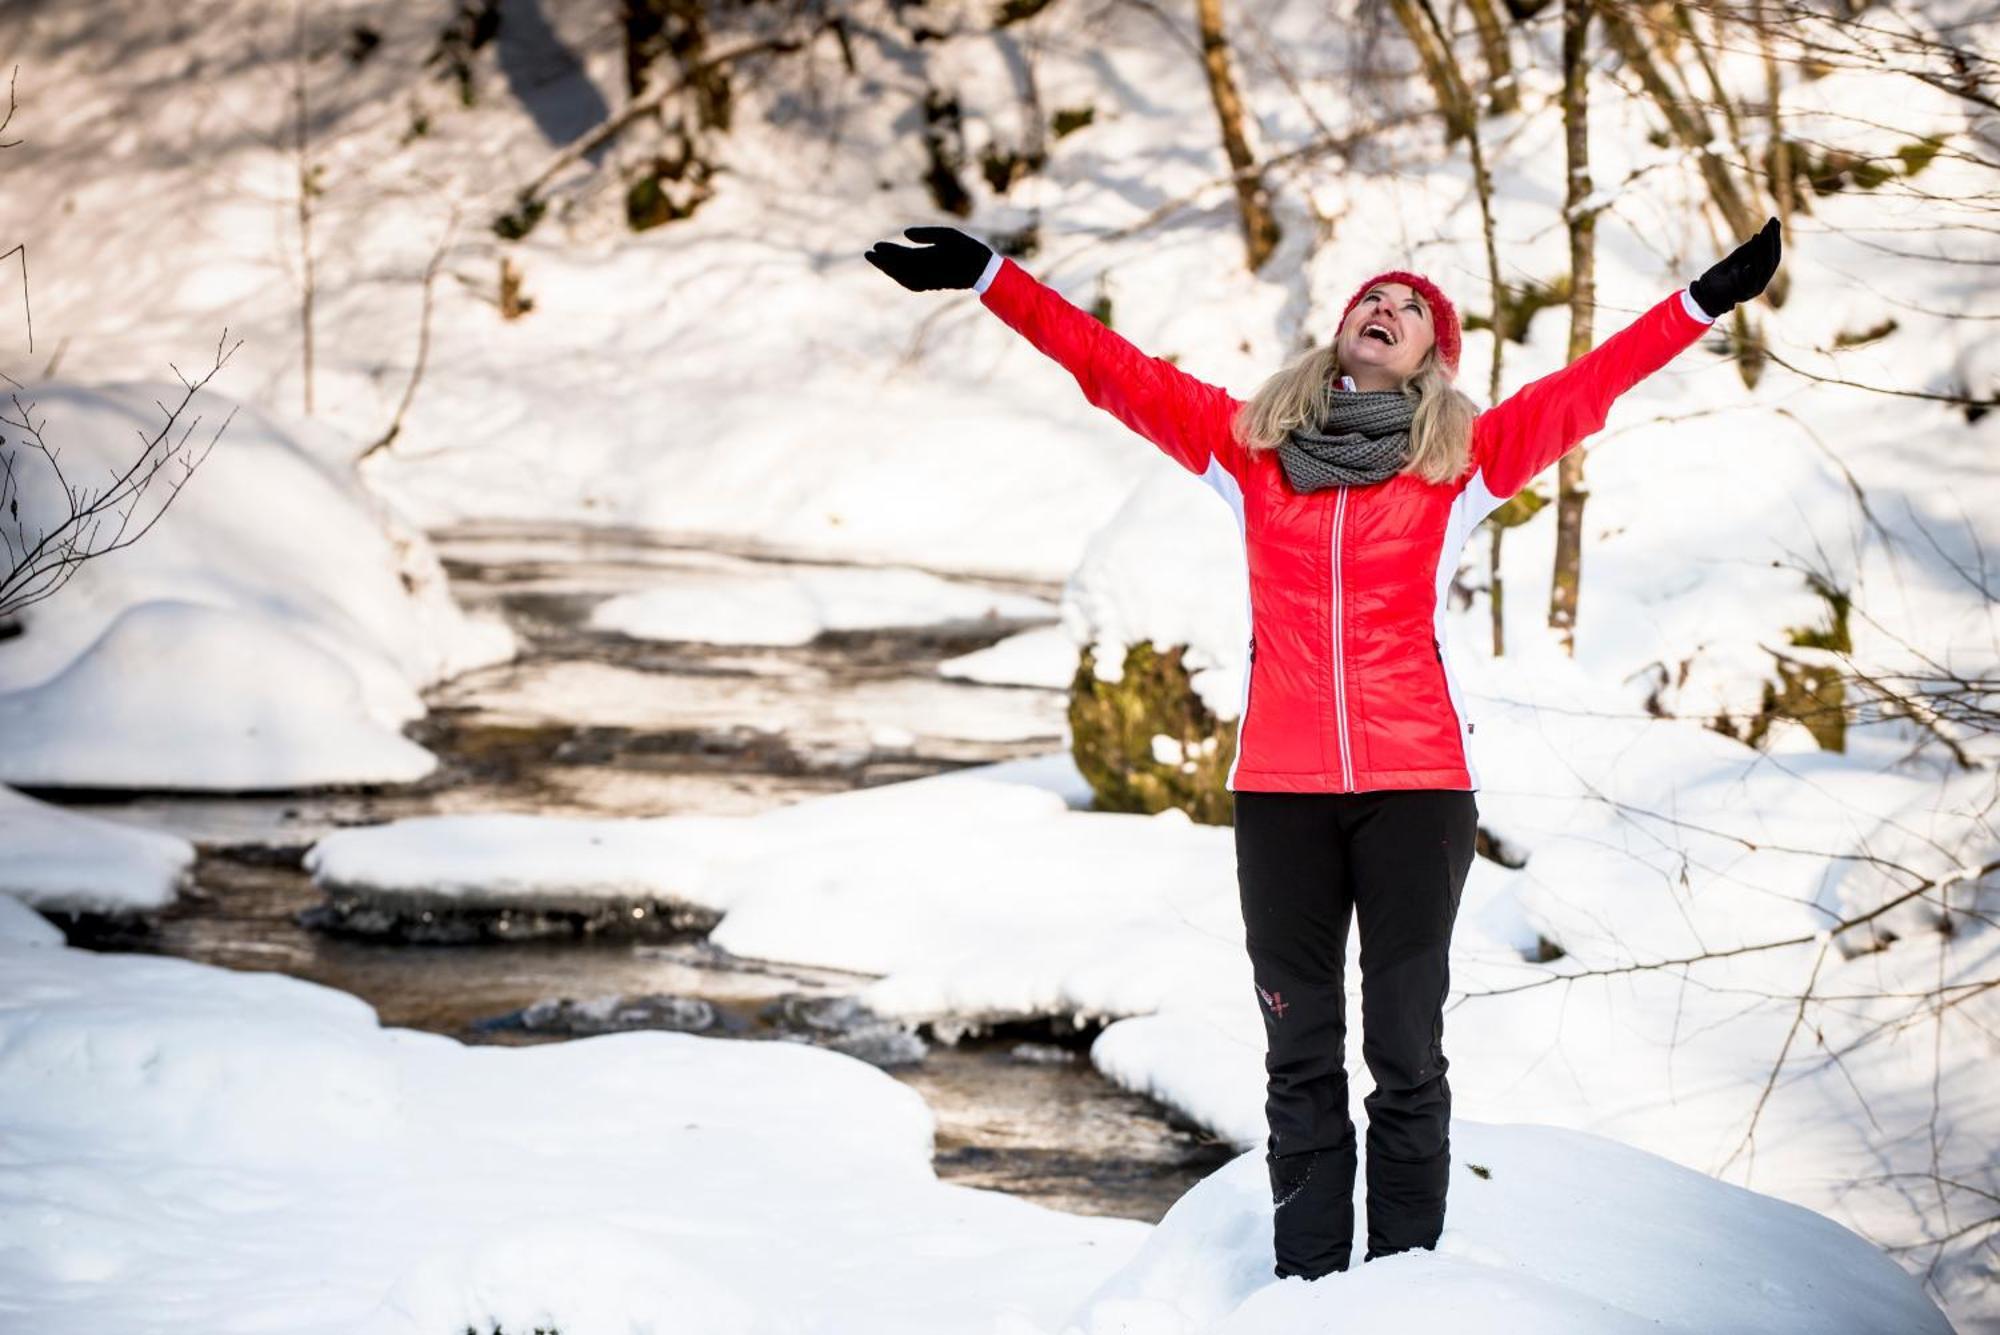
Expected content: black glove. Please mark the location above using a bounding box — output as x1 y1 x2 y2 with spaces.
1689 216 1782 319
864 226 993 292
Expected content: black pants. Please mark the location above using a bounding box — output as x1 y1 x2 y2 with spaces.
1234 787 1478 1279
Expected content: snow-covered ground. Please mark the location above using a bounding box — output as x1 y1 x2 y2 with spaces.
0 385 511 789
301 729 1999 1328
2 0 1996 1329
0 898 1955 1334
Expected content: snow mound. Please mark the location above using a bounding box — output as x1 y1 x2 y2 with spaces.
0 382 512 790
1065 1129 1951 1335
0 601 436 790
0 784 192 912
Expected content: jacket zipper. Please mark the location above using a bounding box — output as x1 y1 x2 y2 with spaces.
1242 634 1257 763
1330 487 1355 790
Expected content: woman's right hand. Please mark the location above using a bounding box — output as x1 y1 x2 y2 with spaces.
864 226 993 292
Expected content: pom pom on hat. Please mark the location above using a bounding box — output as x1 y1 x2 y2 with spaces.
1337 269 1462 376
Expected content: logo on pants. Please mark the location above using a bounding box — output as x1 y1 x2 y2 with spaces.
1255 981 1289 1019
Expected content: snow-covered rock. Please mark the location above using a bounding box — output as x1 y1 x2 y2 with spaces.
0 783 192 912
0 384 512 789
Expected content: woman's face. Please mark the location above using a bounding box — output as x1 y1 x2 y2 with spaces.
1337 282 1436 386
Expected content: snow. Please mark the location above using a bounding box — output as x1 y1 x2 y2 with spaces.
939 624 1081 689
590 560 1056 646
0 783 192 913
0 600 439 790
0 384 513 790
0 928 1142 1334
1066 1127 1948 1335
304 736 1998 1327
0 913 1956 1333
0 890 64 945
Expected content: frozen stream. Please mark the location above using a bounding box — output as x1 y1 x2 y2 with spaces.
56 522 1234 1221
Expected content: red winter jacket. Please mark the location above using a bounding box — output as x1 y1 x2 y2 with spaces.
976 253 1717 794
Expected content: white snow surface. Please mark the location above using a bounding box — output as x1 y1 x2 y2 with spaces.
0 783 192 913
0 384 512 789
308 732 1999 1329
938 624 1081 689
0 915 1954 1335
590 560 1055 646
0 924 1139 1335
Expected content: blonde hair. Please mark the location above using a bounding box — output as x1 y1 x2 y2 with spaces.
1230 339 1479 487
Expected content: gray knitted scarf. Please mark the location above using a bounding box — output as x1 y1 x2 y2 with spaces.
1277 386 1416 491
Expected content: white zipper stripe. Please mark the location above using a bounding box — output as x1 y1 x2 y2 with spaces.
1330 486 1354 790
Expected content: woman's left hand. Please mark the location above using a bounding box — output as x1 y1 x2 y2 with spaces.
1689 216 1783 319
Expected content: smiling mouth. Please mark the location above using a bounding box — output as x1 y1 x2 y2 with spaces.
1362 325 1396 346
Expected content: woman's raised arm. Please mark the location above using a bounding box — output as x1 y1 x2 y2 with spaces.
1468 217 1782 503
866 226 1248 487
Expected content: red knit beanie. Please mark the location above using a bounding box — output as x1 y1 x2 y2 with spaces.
1337 269 1462 376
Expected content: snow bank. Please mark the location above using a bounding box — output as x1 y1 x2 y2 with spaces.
0 384 512 789
591 560 1055 646
0 783 192 913
1062 1131 1950 1334
0 933 1141 1335
0 927 1950 1334
939 624 1080 689
307 740 1999 1328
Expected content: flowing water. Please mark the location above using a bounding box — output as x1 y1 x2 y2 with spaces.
55 522 1236 1222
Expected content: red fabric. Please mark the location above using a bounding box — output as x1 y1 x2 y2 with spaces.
1337 269 1463 375
978 256 1711 793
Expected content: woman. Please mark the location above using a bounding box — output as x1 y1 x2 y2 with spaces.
865 218 1783 1280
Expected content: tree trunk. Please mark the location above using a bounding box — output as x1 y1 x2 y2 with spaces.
292 2 316 418
1196 0 1280 272
1387 0 1475 143
1758 0 1795 231
1600 5 1757 238
1548 0 1597 653
1464 0 1520 114
1397 0 1507 401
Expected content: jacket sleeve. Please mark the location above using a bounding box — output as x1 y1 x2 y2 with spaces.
1469 287 1717 501
976 254 1249 486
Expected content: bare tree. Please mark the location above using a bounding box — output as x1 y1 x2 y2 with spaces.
0 70 241 628
1195 0 1281 272
1387 0 1477 143
0 343 241 622
291 1 319 417
1548 0 1599 655
1464 0 1521 115
0 68 27 358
